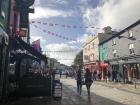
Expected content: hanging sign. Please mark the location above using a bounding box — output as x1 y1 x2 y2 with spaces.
18 28 28 37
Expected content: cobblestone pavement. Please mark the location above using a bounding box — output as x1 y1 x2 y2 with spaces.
61 78 140 105
1 78 140 105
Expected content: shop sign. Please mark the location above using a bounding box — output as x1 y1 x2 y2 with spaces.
19 28 28 37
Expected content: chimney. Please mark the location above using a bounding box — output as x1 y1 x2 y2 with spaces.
103 26 112 33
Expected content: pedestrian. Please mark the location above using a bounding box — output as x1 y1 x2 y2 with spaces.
60 71 62 78
93 70 97 80
85 68 93 96
66 70 68 78
76 68 82 95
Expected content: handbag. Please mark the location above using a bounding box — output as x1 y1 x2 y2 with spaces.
82 78 86 85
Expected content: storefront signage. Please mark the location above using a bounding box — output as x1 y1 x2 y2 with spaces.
18 28 28 37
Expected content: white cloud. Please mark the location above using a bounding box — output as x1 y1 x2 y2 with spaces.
83 0 140 33
55 0 69 5
29 7 74 19
77 34 89 43
45 43 80 66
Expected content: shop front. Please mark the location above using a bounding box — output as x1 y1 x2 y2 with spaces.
100 62 108 80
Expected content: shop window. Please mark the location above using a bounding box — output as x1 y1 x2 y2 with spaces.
113 50 117 57
128 30 133 38
128 43 134 54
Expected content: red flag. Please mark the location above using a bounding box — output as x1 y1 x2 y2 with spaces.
31 21 35 23
67 25 71 28
32 39 41 52
73 26 77 28
47 31 51 34
49 23 54 26
55 24 58 26
62 25 65 27
43 29 46 32
43 23 47 25
37 21 41 24
52 33 54 35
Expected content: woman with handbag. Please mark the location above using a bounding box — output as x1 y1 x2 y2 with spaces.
76 68 82 95
85 68 93 96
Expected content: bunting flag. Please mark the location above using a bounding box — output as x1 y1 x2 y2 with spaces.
32 39 41 52
42 49 80 53
30 20 99 29
31 24 78 42
30 20 124 31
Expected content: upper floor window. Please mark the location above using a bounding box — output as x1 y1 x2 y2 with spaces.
85 48 87 53
92 43 95 49
112 39 116 45
90 54 94 61
88 45 90 50
128 30 133 38
113 50 117 57
128 43 134 54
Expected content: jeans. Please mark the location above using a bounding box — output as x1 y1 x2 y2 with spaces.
77 81 82 95
86 83 92 96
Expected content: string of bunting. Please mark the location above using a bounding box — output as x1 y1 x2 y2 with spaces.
30 20 140 32
30 23 84 42
42 49 80 53
30 20 103 30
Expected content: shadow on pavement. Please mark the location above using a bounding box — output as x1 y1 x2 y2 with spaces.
1 84 128 105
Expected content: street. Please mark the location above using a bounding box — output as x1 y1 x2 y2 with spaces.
2 77 140 105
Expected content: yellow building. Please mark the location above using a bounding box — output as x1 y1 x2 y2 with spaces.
83 35 99 73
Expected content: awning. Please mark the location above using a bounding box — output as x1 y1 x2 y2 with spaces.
10 53 40 63
0 28 9 45
11 37 47 62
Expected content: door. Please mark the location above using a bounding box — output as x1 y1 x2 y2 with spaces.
0 44 4 98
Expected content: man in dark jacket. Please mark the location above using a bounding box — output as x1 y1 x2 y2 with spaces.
76 68 82 95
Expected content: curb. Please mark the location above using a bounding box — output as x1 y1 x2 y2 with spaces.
94 82 140 95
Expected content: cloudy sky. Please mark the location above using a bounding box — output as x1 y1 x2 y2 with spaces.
29 0 140 66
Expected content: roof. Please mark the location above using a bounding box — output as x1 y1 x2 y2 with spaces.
98 31 118 45
99 19 140 45
11 37 48 62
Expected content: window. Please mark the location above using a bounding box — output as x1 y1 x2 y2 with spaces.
113 50 117 57
85 48 87 53
112 39 116 45
92 42 95 49
92 54 94 61
128 30 133 38
128 43 134 54
84 55 88 60
88 45 90 50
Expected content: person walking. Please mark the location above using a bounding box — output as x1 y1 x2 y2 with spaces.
76 68 82 95
85 68 93 96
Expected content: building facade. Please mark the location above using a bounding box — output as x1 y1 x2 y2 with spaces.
99 20 140 82
83 35 99 73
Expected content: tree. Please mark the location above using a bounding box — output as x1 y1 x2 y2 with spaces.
73 50 83 66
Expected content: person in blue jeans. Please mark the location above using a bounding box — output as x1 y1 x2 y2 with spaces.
76 69 82 95
85 68 93 96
